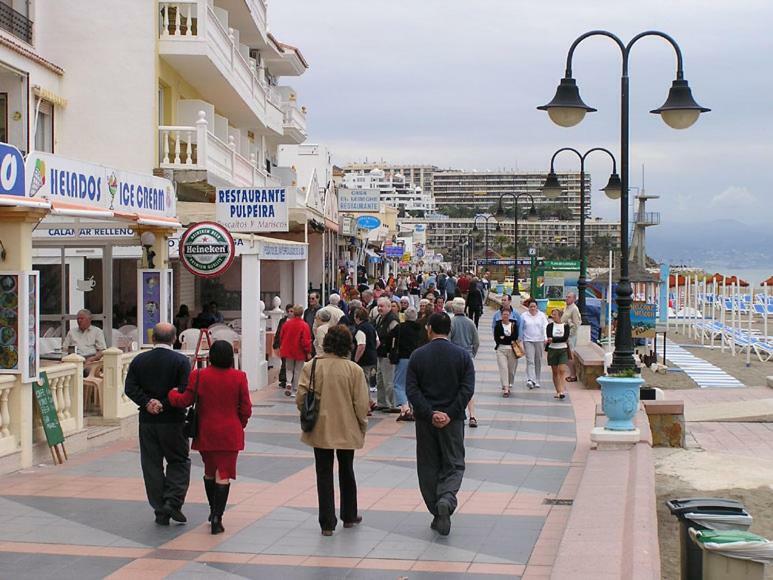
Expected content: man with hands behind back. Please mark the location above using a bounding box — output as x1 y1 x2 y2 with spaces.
406 313 475 536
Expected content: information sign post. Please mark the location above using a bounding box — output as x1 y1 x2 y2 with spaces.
33 372 67 464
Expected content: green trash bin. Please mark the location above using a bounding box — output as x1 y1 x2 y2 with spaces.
690 529 771 580
667 498 753 580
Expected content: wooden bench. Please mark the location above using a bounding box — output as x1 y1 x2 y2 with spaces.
642 400 685 448
573 343 606 389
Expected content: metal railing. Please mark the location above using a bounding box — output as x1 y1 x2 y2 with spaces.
633 212 661 226
0 1 32 44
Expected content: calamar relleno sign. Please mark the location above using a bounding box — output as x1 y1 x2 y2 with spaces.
179 221 235 278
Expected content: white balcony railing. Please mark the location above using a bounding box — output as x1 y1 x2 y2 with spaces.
159 1 269 123
282 103 308 140
159 111 276 188
248 0 268 37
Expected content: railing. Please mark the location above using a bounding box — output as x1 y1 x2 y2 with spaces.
249 0 268 33
101 348 141 422
282 103 307 139
0 376 16 455
159 1 268 117
633 212 661 226
159 111 273 187
0 1 33 44
34 355 84 441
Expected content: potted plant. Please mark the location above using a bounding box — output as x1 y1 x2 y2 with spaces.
597 368 643 431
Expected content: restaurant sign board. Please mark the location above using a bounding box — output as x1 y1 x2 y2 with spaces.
179 222 235 278
216 188 288 233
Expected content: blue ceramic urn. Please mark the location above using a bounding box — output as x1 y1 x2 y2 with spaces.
597 375 643 431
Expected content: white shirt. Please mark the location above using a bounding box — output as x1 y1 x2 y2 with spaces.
501 321 514 337
62 325 106 356
521 311 548 342
355 330 366 346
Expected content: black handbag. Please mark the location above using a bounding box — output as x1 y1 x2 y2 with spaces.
183 369 200 439
388 325 401 364
300 358 319 433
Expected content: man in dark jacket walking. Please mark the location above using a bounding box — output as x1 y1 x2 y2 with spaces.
124 323 192 525
406 313 475 536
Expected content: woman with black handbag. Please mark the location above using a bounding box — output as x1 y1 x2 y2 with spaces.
296 325 370 536
167 340 252 534
390 307 427 422
493 307 521 398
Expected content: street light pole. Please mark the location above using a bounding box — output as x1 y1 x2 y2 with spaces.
542 147 620 323
538 30 709 372
495 193 537 295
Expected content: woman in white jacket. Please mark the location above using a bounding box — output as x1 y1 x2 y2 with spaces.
520 298 548 389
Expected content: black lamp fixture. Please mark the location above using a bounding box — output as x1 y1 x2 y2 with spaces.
538 29 709 373
541 172 563 199
601 172 623 200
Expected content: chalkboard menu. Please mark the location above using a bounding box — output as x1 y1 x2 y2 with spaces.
33 372 64 447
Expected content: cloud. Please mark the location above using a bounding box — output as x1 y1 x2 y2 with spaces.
710 186 757 208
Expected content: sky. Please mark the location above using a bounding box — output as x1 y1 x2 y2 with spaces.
270 0 773 223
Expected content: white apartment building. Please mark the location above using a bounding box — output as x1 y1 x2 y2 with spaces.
344 162 439 196
341 168 436 214
432 170 588 220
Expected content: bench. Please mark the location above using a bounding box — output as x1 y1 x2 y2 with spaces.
642 400 685 448
573 343 606 389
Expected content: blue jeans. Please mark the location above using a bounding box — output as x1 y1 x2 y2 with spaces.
393 359 409 406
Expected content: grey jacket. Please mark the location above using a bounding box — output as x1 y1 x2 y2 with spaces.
449 314 480 357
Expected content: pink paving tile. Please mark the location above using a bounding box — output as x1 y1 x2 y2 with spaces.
467 563 526 575
302 556 362 568
196 552 255 564
355 558 416 571
411 560 470 573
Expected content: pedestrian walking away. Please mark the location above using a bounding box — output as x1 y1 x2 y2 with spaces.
375 297 400 412
521 298 548 389
279 305 312 397
123 323 192 526
448 300 480 427
167 341 252 534
407 313 475 536
273 304 294 390
390 307 427 422
296 326 370 536
494 307 521 398
546 309 570 399
465 277 484 328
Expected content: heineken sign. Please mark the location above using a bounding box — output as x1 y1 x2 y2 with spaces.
179 221 235 278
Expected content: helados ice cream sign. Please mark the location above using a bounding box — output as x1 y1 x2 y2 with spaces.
24 152 175 218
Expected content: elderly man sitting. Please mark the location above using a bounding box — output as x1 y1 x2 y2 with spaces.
62 309 107 364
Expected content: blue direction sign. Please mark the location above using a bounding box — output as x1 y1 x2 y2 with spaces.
356 215 381 230
0 142 25 196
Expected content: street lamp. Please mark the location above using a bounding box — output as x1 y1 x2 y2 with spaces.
472 215 498 275
538 30 709 372
494 193 537 295
542 147 619 323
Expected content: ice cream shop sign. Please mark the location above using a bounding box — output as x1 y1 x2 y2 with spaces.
179 221 235 278
24 152 175 218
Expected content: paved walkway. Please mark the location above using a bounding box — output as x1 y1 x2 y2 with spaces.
0 308 584 579
665 340 744 388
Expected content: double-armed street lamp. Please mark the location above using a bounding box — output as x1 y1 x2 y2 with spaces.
458 233 474 272
537 30 709 373
494 193 538 295
542 147 620 322
472 214 498 275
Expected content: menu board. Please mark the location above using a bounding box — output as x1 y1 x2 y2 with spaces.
33 372 65 447
0 272 40 382
0 274 19 371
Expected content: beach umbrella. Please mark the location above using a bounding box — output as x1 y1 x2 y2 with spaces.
668 273 687 287
761 276 773 286
724 275 749 287
707 272 727 283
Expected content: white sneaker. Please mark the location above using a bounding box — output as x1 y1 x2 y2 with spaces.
534 383 541 389
526 380 534 390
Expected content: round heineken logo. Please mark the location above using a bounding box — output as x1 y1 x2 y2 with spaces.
179 221 235 278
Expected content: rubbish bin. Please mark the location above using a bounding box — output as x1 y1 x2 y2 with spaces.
690 529 772 580
667 497 753 580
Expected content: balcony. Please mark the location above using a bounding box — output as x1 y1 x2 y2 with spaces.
159 1 272 129
0 1 32 44
633 212 661 226
159 111 280 189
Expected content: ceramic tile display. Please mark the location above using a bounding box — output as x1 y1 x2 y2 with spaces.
0 271 40 382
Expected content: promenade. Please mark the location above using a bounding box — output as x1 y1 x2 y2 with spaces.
0 308 587 579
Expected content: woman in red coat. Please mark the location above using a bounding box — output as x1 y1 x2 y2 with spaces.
168 340 252 535
279 305 312 397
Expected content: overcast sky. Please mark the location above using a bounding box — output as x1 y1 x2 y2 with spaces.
271 0 773 223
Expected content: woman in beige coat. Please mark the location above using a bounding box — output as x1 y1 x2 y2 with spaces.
296 325 369 536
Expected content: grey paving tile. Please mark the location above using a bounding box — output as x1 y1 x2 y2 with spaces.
169 561 247 578
0 552 132 580
231 455 313 482
477 401 575 419
59 450 142 478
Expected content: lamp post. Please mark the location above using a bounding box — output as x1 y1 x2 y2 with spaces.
541 148 620 323
494 193 537 295
472 215 498 275
538 30 709 372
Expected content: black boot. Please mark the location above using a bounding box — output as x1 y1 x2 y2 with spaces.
211 482 230 535
203 478 215 523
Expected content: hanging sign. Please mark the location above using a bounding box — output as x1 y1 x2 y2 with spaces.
356 215 381 230
339 188 380 212
631 302 657 338
215 187 288 232
0 142 25 196
384 245 404 258
179 222 235 278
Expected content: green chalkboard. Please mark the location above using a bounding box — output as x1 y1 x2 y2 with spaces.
33 372 64 447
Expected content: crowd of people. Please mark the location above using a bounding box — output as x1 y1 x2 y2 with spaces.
123 271 581 540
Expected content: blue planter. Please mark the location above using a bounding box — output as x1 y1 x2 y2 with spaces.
597 375 643 431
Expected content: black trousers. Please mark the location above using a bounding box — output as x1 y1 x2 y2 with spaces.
466 307 482 328
279 357 287 387
139 422 191 513
313 448 357 531
415 419 465 515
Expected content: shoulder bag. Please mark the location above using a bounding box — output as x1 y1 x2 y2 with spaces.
388 324 401 364
511 341 525 359
183 369 201 439
300 358 319 433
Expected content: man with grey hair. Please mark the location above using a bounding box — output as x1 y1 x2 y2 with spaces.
561 292 582 382
374 297 400 412
449 301 480 428
320 293 344 327
62 309 107 364
124 323 192 526
314 309 333 354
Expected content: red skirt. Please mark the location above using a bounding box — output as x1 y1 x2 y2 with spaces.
199 450 239 480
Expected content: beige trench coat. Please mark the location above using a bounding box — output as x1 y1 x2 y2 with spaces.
296 353 369 450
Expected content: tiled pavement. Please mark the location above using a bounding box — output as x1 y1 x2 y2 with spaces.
0 308 590 579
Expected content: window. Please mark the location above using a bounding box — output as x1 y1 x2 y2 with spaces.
34 98 53 153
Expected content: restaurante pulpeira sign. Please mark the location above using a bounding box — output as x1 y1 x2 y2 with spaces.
179 221 235 278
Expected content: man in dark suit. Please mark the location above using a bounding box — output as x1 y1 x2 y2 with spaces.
124 322 192 525
406 313 475 536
